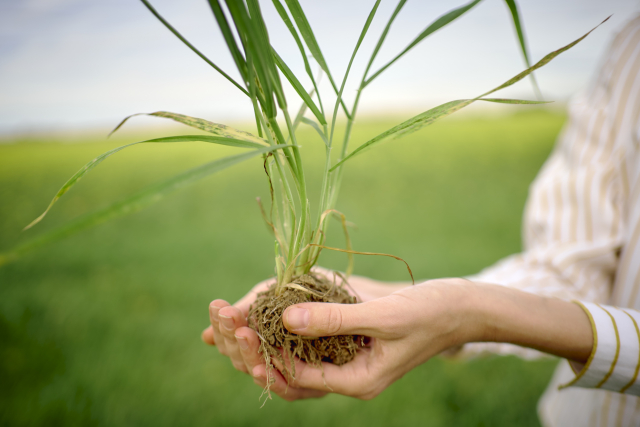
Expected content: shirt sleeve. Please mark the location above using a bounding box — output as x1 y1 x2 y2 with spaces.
459 18 639 360
560 302 640 396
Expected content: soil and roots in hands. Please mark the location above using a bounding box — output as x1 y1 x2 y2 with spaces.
248 273 362 397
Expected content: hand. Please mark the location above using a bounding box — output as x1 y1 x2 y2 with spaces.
271 278 477 400
271 277 593 400
201 269 411 399
221 277 476 400
201 278 272 374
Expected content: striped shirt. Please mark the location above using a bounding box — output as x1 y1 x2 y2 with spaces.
464 15 640 426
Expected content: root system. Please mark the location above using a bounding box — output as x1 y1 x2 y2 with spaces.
248 273 361 388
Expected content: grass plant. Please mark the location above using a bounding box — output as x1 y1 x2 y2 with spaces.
1 0 608 390
0 111 566 425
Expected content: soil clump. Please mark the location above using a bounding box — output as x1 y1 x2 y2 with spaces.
248 273 361 382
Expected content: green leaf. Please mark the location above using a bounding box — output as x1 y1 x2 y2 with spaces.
363 0 407 82
24 134 268 230
109 111 267 144
224 0 277 117
208 0 248 83
479 15 610 98
271 0 325 117
503 0 542 99
328 0 381 143
365 0 482 86
140 0 248 96
300 117 328 146
283 0 350 119
272 50 326 125
246 0 287 109
2 145 292 268
478 98 552 104
283 0 329 74
330 16 609 170
330 99 471 171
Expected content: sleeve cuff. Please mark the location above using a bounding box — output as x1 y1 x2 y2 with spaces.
559 301 640 395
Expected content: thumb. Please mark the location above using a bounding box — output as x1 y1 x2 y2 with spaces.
283 301 379 337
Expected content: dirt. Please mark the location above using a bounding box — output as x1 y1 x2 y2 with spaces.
248 272 361 385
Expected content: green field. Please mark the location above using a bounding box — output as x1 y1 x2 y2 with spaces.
1 110 564 426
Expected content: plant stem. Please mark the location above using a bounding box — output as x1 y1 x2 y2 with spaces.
279 108 310 287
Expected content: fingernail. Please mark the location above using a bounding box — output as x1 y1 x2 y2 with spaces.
236 335 249 350
219 314 234 331
210 305 220 321
286 307 309 331
252 365 263 379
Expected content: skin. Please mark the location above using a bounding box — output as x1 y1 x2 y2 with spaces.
202 273 593 401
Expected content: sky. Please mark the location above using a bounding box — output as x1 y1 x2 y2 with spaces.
0 0 639 135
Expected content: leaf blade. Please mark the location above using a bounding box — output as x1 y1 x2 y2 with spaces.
4 145 292 267
272 50 326 125
109 111 267 144
503 0 542 99
333 17 609 170
330 99 472 171
140 0 248 96
365 0 482 86
25 134 268 230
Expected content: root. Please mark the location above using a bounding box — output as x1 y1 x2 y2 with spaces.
248 272 361 401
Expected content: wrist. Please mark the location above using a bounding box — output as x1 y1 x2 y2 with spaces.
466 282 593 362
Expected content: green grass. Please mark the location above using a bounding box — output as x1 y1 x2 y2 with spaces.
1 109 563 426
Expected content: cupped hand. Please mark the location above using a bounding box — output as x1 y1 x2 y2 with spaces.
204 276 479 400
274 278 479 400
276 279 479 399
201 278 272 374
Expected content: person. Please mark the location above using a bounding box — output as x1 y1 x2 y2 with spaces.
202 14 640 426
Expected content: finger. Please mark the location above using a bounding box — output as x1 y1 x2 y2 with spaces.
209 300 230 356
282 300 384 337
234 326 263 373
201 325 215 345
219 305 249 373
251 364 327 401
288 349 379 398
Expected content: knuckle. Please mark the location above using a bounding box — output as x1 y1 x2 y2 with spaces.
281 393 297 402
320 306 343 335
356 384 382 400
232 361 247 373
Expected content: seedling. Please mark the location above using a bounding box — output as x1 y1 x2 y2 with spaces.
1 0 607 397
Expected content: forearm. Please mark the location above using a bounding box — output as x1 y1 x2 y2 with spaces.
466 282 593 363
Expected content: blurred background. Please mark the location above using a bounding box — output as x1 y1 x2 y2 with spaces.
1 1 638 426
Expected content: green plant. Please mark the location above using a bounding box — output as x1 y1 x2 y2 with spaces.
1 0 606 369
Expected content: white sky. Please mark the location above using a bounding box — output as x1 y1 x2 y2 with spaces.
0 0 638 135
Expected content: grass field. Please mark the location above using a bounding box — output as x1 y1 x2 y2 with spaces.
1 109 564 426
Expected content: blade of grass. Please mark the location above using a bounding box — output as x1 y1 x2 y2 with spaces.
110 111 267 144
478 98 551 104
271 0 326 119
2 145 292 268
503 0 542 99
283 0 351 119
363 0 407 82
310 0 380 268
208 0 248 83
300 117 328 147
272 49 326 125
479 15 610 98
225 0 277 117
140 0 248 96
24 135 271 230
331 17 609 170
246 0 287 109
364 0 482 87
